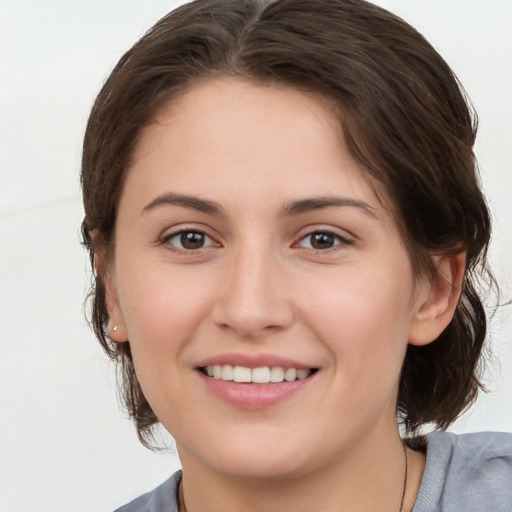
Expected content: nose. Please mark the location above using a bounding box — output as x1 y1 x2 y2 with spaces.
211 243 294 339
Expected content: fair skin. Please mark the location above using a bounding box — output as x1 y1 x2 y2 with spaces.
102 79 464 512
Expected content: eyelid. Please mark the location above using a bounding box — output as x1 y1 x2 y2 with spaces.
293 226 355 252
159 225 221 252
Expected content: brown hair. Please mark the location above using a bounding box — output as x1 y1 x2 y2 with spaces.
81 0 493 447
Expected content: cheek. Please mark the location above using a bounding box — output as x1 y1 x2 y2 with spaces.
114 263 217 421
116 260 214 360
297 264 415 365
300 268 415 428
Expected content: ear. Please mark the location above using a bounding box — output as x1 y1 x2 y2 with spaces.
408 252 466 346
94 250 129 343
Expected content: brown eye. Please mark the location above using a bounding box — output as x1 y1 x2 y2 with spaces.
310 232 336 249
297 230 350 251
164 230 214 251
180 231 205 249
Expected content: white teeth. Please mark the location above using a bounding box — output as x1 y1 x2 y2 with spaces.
270 367 284 382
203 365 313 383
221 364 234 381
252 367 271 383
284 368 297 382
297 369 310 380
213 365 222 379
233 366 251 383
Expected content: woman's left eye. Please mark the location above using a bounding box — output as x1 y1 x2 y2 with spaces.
297 231 350 251
163 230 216 251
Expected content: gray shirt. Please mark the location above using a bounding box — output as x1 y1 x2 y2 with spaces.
115 431 512 512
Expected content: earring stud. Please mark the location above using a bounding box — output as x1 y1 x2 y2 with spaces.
112 325 118 333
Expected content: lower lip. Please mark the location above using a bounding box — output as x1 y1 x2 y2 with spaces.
198 372 316 410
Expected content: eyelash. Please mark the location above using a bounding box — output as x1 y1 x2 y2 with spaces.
294 230 353 254
161 229 218 253
160 228 353 254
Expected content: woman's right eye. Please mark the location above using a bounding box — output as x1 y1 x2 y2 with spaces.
162 230 216 251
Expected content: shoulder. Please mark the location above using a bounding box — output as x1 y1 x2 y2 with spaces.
114 470 182 512
413 431 512 512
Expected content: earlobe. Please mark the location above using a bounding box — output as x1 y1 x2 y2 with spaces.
108 321 128 342
94 251 129 343
408 252 466 346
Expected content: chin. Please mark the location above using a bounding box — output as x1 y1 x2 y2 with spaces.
208 451 313 481
177 426 318 481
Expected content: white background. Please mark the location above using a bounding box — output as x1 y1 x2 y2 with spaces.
0 1 511 511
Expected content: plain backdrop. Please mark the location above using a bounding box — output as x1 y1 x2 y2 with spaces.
0 1 511 511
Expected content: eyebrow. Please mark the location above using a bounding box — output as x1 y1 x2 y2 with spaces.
279 196 378 218
142 193 225 216
142 192 377 218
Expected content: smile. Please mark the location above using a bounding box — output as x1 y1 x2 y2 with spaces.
197 361 319 409
201 365 316 383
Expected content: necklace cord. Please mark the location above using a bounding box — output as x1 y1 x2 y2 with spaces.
398 442 409 512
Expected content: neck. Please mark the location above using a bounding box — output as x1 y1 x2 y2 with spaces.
178 425 420 512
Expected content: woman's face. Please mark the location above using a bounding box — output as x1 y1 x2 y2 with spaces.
106 79 431 478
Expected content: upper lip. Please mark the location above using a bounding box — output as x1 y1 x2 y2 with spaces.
196 353 318 370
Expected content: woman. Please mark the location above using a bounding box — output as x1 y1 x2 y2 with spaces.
81 0 512 510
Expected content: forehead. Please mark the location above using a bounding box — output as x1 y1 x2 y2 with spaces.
126 78 390 215
135 78 342 163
